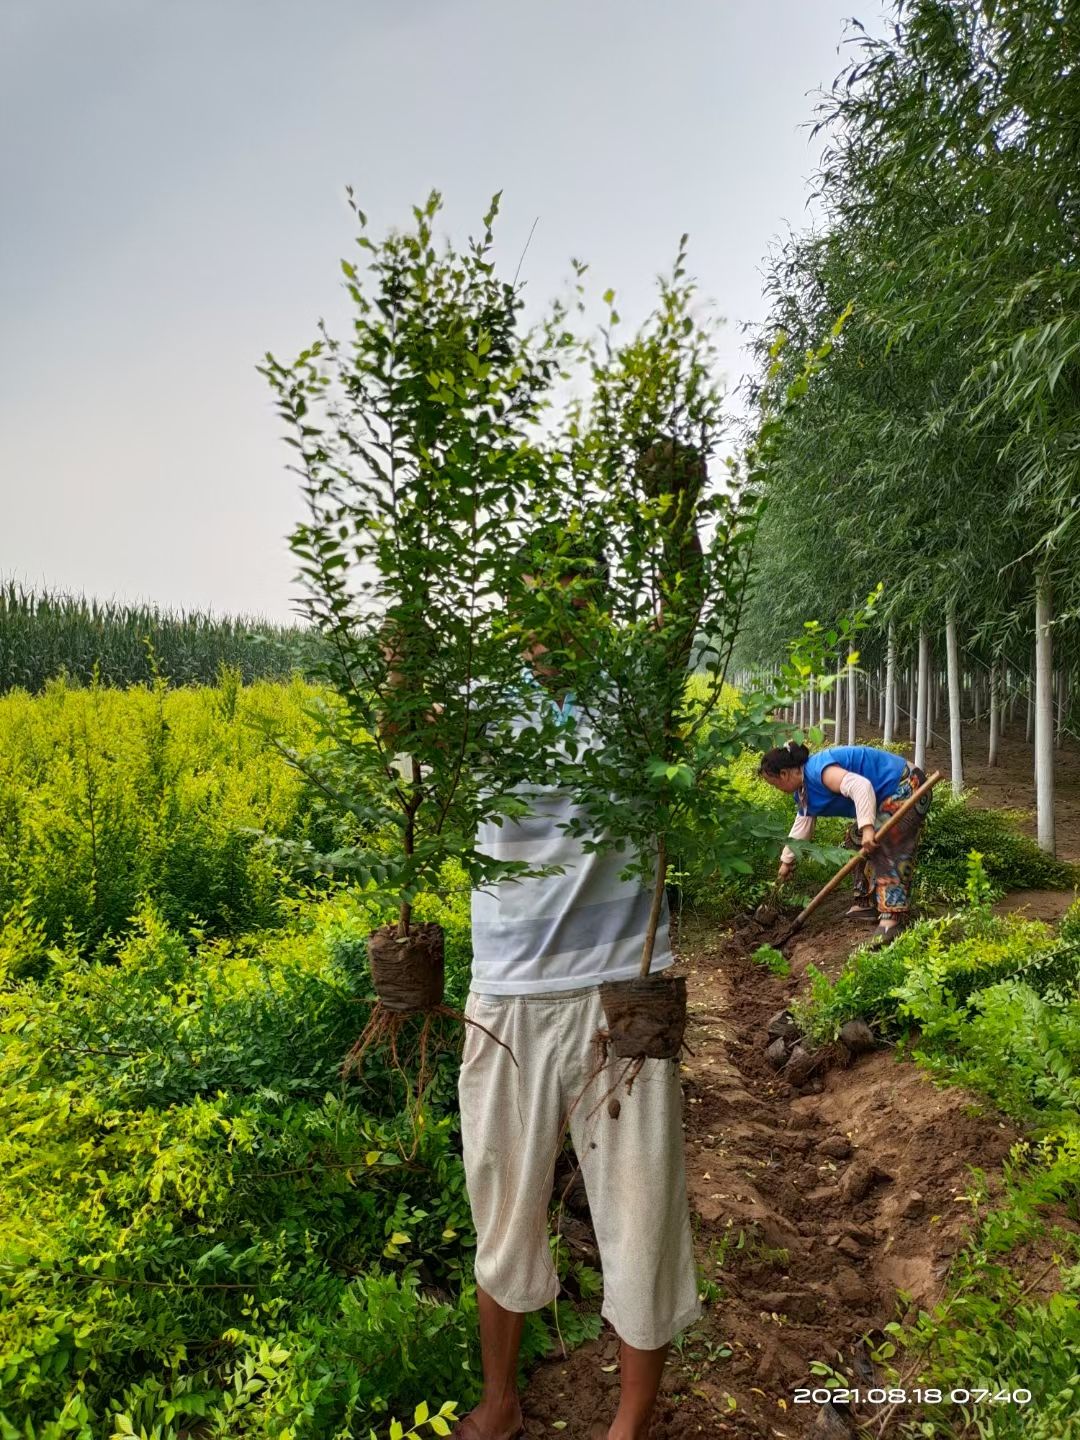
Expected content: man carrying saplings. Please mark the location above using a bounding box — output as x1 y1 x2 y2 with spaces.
441 440 707 1440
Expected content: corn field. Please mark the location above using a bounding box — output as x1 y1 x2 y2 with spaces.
0 582 319 693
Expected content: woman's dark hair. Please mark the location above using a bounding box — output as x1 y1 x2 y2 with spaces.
759 740 810 777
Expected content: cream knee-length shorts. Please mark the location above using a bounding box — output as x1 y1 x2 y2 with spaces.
457 984 702 1352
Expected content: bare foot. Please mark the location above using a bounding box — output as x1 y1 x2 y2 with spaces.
451 1400 523 1440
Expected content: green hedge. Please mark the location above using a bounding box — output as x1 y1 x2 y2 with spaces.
0 680 594 1438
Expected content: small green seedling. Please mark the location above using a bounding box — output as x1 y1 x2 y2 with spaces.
753 943 791 976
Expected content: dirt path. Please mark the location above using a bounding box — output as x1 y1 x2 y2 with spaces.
519 889 1069 1439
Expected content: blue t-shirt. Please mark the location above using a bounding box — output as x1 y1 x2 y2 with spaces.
798 745 907 820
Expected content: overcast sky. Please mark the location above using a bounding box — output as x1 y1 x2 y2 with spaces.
0 0 883 623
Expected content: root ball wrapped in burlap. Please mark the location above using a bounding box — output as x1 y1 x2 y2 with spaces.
368 922 445 1012
635 438 708 502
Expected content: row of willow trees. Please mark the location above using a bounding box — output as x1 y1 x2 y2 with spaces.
732 0 1080 854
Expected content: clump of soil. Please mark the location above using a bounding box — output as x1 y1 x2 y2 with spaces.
342 921 447 1087
598 974 688 1060
343 923 518 1095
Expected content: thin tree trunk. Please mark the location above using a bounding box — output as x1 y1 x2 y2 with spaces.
909 658 917 742
884 623 896 745
915 627 929 773
1056 669 1068 750
988 662 1000 769
1035 574 1055 854
1000 667 1008 738
847 656 857 745
809 673 816 730
1026 673 1034 744
640 834 668 977
834 659 843 743
945 608 963 795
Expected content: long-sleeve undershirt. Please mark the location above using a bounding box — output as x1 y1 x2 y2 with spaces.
780 770 878 866
780 813 815 867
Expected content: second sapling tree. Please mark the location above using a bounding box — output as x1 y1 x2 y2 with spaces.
523 252 853 1068
260 192 566 1077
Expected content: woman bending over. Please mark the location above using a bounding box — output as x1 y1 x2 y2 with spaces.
759 741 932 944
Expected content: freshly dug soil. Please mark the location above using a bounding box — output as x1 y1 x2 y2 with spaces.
368 921 444 1012
599 974 687 1059
519 888 1080 1437
515 730 1080 1435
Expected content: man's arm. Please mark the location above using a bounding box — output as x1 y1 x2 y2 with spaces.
375 620 447 749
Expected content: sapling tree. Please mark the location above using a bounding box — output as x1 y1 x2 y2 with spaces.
520 249 854 1066
260 192 567 1075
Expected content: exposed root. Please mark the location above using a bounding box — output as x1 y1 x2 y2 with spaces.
585 1053 647 1122
340 1005 440 1138
580 1029 670 1121
460 1009 520 1067
343 1001 518 1081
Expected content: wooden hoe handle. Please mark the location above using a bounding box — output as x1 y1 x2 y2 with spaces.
778 770 943 943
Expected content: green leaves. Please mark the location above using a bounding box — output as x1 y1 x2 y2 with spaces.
0 836 488 1434
739 0 1080 662
262 194 575 927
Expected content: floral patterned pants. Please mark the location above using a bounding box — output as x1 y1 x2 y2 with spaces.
844 763 932 916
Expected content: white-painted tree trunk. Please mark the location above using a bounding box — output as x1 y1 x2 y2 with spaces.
915 628 930 773
1035 574 1055 854
945 608 963 795
1000 667 1008 737
883 624 896 744
834 658 843 743
847 657 857 745
988 662 1000 768
909 658 917 741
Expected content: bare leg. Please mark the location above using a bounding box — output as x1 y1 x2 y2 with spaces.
452 1288 525 1439
607 1340 669 1440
